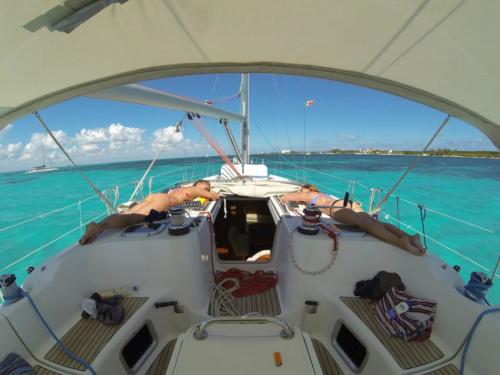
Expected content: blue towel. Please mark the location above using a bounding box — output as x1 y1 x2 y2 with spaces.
0 353 34 375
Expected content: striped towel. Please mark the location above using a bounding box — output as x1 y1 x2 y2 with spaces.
375 287 437 341
0 353 34 375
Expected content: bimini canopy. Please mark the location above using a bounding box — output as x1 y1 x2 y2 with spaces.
1 0 499 148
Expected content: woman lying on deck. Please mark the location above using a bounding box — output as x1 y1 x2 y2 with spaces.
281 184 426 256
79 180 220 245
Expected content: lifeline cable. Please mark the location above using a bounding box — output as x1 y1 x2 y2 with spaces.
187 113 241 177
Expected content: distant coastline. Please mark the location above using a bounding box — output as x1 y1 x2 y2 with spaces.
277 149 500 159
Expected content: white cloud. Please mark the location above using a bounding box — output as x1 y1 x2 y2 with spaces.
76 123 145 154
151 126 184 152
0 122 193 171
20 131 68 161
0 142 22 160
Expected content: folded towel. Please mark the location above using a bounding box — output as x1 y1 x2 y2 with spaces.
375 287 437 341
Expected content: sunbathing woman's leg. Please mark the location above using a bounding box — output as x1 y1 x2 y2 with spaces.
356 212 425 253
79 213 146 245
332 209 424 255
79 193 172 245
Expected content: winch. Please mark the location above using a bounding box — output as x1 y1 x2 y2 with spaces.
168 207 191 236
0 274 24 306
297 205 322 235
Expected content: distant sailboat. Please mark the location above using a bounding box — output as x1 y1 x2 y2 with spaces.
26 144 58 174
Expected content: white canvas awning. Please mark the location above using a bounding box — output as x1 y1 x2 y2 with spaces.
1 0 499 148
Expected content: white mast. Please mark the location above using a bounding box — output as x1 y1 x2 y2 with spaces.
240 74 250 163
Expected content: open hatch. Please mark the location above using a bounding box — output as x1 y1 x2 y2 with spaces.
214 196 277 262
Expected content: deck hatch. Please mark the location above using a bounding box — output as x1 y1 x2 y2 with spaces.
121 322 156 371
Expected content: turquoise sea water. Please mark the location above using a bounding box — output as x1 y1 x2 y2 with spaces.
1 154 499 303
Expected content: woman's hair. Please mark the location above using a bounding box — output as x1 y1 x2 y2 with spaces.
301 183 319 192
193 179 211 189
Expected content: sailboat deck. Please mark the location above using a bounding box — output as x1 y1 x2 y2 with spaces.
146 339 177 375
209 286 281 316
33 366 60 375
312 338 344 375
424 364 459 375
44 297 148 370
341 297 444 370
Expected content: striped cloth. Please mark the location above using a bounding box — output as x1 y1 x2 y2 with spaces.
375 287 437 341
0 353 34 375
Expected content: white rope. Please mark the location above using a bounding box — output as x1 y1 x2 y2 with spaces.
375 114 451 213
0 194 97 233
209 278 240 316
384 213 499 279
33 111 114 212
0 212 107 273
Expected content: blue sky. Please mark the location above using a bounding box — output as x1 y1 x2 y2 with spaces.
0 73 495 172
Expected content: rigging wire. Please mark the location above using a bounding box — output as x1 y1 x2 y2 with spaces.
261 129 491 235
272 74 294 153
33 111 114 213
187 113 241 177
129 116 183 203
374 114 451 213
302 100 307 182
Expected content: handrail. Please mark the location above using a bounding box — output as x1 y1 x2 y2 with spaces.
193 315 295 340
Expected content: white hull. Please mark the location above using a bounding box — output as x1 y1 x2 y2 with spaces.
25 167 58 174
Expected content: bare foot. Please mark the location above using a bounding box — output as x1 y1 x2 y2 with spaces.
409 234 426 255
400 236 425 256
79 222 102 245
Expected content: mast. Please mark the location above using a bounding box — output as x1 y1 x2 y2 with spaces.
240 74 249 163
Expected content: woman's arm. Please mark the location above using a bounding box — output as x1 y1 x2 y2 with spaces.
281 191 310 203
189 187 220 200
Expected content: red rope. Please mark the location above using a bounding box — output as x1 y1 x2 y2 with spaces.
319 223 338 251
297 211 339 251
214 268 278 298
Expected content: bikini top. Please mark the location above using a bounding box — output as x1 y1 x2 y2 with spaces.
309 193 329 205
